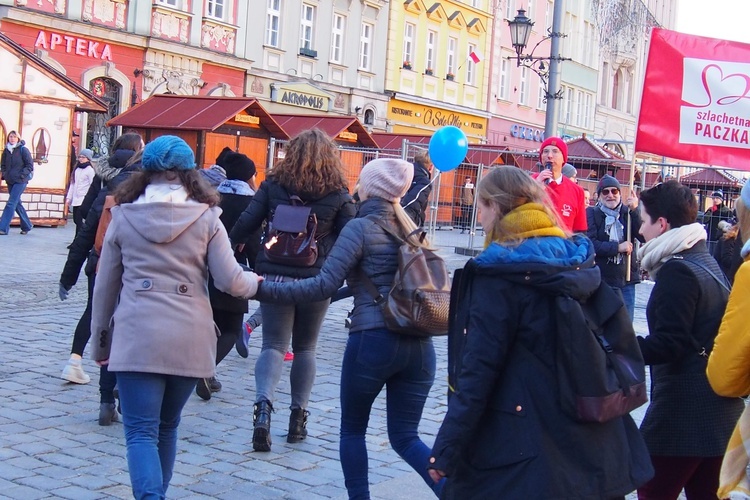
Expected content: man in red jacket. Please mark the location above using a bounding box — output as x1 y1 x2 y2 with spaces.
533 136 587 232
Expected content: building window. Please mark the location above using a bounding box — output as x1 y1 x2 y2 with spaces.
584 93 592 128
331 13 345 64
600 61 609 106
519 67 528 105
612 69 621 109
565 87 574 124
576 90 584 126
583 22 595 67
207 0 224 19
471 0 480 8
266 0 281 47
545 0 552 29
359 22 373 71
403 22 415 65
526 0 534 22
505 0 515 20
158 0 178 6
300 4 316 51
499 57 511 100
447 37 457 75
426 30 437 73
364 109 374 125
466 43 476 85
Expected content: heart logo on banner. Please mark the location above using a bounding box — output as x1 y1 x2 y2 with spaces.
699 63 750 106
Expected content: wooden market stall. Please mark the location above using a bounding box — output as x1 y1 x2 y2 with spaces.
107 95 289 181
0 31 107 226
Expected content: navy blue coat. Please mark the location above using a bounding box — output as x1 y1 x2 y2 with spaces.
0 141 33 184
587 203 644 288
432 235 653 499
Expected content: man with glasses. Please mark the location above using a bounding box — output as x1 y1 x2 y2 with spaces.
587 175 644 320
533 136 587 232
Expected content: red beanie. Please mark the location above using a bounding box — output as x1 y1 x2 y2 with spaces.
539 136 568 164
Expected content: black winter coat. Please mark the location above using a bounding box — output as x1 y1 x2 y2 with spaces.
59 160 138 289
0 141 33 184
255 198 405 333
587 204 644 287
638 245 743 456
208 190 261 313
432 235 653 499
702 203 732 242
229 179 355 278
401 160 432 227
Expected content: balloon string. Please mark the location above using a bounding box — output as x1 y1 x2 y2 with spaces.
402 171 440 210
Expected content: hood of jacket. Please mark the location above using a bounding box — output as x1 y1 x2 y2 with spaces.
472 234 600 301
116 201 210 244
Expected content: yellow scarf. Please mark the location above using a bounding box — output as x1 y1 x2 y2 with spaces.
485 203 566 247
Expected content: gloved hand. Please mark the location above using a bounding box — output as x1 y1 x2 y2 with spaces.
58 282 70 301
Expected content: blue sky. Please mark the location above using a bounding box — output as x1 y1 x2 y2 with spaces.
675 0 750 43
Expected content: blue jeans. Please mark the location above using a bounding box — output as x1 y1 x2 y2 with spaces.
254 293 330 409
339 329 444 499
0 182 32 233
620 283 636 322
116 372 197 500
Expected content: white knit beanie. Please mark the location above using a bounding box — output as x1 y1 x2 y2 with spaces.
358 159 414 202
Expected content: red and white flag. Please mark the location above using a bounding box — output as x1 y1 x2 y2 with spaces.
636 28 750 168
469 50 482 64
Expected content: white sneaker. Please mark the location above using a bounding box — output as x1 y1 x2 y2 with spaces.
61 360 91 384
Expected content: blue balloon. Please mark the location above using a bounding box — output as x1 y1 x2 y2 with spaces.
428 126 468 172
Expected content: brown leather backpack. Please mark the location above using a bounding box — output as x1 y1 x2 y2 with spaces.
263 195 319 267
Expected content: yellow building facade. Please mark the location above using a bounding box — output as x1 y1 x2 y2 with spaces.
385 0 493 141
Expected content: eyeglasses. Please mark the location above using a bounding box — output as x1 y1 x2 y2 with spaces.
600 188 620 196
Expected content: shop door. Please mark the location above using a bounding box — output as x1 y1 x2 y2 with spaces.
204 133 236 170
87 78 121 158
239 137 268 182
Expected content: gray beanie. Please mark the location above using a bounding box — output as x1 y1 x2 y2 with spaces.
358 159 414 202
78 148 94 161
562 163 577 179
597 174 621 194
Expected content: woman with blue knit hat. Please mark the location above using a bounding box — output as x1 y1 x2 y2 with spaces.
90 135 261 499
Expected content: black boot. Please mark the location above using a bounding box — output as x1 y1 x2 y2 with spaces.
98 403 118 426
253 399 273 452
287 408 309 443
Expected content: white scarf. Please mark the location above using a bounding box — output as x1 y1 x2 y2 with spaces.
637 222 707 278
598 202 624 264
5 142 19 153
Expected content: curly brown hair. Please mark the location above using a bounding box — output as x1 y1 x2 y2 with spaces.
114 170 220 206
268 129 348 198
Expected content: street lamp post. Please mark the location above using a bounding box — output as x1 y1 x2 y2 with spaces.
507 1 568 139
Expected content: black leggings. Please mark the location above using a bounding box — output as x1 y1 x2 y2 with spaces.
70 272 117 403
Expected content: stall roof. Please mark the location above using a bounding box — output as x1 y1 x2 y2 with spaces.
0 32 106 113
679 167 744 188
463 144 511 166
108 95 289 138
371 133 431 150
271 114 378 148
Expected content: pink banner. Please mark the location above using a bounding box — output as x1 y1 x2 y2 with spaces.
636 28 750 168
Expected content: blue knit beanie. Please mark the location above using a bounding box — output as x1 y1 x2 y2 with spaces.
142 135 195 171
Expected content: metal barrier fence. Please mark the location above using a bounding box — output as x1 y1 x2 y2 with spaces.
264 139 747 254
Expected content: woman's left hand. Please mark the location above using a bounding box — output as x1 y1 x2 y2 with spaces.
428 468 445 483
96 359 109 367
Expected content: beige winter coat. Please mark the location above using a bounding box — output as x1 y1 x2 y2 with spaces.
91 191 258 378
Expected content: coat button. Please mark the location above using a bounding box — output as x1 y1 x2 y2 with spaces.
179 284 188 293
142 280 150 288
429 457 436 464
516 405 522 412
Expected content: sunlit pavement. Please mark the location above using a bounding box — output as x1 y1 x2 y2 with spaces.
0 223 655 499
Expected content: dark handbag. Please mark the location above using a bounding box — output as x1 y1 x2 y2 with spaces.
360 218 451 337
555 282 648 423
264 195 318 267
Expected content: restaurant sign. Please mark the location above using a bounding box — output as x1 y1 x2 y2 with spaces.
271 82 332 111
387 100 486 133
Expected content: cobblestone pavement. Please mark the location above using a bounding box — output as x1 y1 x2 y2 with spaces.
0 223 655 499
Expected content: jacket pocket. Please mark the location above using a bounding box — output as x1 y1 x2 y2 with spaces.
467 404 540 469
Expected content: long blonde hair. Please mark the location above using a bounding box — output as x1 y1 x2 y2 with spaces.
477 166 567 243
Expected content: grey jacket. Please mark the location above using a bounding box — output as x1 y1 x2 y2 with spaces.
91 192 258 378
255 198 401 333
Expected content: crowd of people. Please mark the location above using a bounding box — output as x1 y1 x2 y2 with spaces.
0 128 739 499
